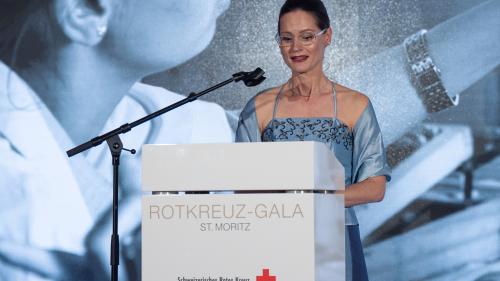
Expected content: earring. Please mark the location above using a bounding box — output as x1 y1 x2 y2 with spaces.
97 24 107 37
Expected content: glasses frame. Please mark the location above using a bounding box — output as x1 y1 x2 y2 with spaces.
275 28 328 47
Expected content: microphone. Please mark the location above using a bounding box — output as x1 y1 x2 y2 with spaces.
232 67 266 87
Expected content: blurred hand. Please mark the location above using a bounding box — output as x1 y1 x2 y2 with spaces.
0 194 142 281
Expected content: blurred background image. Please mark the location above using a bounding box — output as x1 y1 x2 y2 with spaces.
1 0 499 280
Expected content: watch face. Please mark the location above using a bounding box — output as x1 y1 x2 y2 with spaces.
418 69 440 88
408 42 427 62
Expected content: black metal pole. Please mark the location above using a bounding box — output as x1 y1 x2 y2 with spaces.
106 136 123 281
110 157 119 281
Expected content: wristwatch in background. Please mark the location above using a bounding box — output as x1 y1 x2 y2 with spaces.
404 29 459 113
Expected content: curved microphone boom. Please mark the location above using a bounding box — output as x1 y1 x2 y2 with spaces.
68 67 267 157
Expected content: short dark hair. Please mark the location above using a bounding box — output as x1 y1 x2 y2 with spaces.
278 0 331 34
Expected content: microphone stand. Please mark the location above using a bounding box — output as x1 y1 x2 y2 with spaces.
66 68 265 281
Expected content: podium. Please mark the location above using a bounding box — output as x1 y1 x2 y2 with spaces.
142 142 346 281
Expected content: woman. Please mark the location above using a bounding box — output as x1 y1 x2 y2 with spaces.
0 0 232 280
236 0 391 280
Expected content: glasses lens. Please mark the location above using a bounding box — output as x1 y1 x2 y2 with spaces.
280 36 293 46
276 34 291 46
299 33 315 45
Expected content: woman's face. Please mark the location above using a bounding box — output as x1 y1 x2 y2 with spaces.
278 10 330 75
104 0 230 74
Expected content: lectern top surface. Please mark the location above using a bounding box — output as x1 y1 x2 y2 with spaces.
142 142 345 192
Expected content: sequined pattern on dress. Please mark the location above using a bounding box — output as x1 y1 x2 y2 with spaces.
261 118 353 150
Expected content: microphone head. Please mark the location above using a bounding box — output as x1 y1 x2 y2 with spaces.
243 75 266 87
233 67 266 87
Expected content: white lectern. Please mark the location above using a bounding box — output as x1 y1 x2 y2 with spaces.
142 142 345 281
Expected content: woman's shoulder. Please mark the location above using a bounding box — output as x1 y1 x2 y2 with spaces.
335 84 371 129
238 85 284 134
240 86 281 114
336 84 369 109
254 86 282 109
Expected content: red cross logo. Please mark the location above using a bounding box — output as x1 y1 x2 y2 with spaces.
256 268 276 281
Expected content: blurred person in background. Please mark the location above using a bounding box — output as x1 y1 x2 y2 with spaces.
0 0 232 280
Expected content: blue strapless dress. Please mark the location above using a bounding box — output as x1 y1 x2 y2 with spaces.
261 116 368 280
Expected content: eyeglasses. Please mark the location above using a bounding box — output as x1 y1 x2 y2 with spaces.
275 28 328 47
